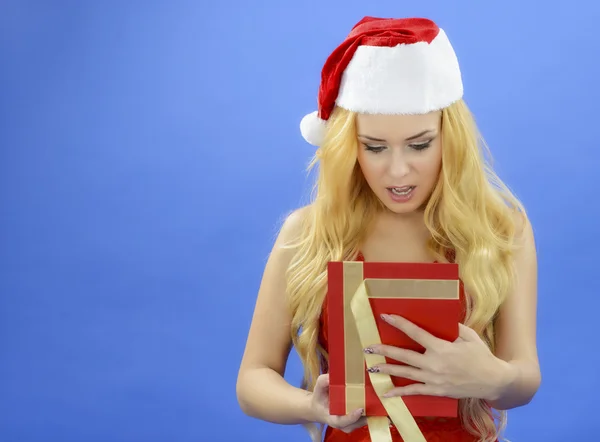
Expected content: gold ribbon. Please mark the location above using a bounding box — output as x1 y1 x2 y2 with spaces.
350 279 427 442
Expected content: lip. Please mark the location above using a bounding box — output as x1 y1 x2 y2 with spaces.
386 186 416 203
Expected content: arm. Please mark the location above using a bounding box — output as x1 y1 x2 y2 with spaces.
487 214 542 410
236 207 318 425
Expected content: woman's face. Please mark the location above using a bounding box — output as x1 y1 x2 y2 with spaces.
355 111 443 215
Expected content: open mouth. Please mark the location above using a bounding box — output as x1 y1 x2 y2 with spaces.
388 186 415 196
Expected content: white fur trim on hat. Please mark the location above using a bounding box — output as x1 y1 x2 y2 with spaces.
336 30 462 115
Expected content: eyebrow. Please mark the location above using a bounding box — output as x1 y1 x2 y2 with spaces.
358 129 436 142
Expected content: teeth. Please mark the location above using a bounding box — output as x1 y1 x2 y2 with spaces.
391 187 413 195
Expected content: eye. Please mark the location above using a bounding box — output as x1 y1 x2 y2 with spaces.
364 144 386 153
409 140 433 151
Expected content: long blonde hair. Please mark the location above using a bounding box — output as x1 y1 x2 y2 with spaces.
284 99 525 441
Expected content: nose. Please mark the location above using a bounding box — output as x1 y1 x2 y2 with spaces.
388 149 410 179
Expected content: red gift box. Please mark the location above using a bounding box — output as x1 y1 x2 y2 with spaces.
327 260 462 419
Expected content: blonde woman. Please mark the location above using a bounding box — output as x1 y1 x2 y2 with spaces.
237 16 541 442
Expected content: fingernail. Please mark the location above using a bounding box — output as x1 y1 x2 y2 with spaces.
356 408 364 414
363 347 375 354
381 314 391 321
367 366 380 373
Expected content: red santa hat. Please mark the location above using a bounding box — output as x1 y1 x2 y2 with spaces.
300 17 463 146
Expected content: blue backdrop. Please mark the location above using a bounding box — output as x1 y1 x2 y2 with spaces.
1 1 598 441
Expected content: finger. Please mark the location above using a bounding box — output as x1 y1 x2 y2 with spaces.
382 383 445 398
330 408 364 428
368 364 431 383
313 374 330 400
367 344 425 368
312 374 332 409
458 323 480 341
316 373 330 386
381 314 443 350
340 416 368 433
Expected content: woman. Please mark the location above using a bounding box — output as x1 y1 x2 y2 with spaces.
236 16 541 442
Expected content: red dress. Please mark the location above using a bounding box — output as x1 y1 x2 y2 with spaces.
317 252 485 442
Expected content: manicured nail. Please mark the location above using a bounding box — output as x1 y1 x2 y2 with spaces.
364 347 375 354
381 314 391 321
367 366 380 373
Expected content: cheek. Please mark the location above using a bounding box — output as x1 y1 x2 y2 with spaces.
416 148 442 178
357 152 384 182
415 157 440 176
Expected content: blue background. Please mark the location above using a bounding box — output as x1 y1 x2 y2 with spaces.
1 1 598 441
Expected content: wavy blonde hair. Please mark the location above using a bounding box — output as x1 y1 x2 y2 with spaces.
284 99 525 442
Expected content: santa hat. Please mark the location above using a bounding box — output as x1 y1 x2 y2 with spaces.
300 17 463 146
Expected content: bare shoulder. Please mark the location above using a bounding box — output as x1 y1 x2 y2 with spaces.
275 204 313 248
511 208 535 252
507 207 537 294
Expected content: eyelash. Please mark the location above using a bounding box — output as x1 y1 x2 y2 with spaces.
364 140 433 153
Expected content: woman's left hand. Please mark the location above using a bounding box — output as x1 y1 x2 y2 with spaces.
365 314 513 401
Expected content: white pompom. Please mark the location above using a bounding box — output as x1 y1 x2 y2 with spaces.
300 111 327 146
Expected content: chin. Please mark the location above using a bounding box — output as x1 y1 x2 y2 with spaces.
383 202 422 215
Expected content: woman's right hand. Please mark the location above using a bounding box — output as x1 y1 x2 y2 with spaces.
310 373 368 433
